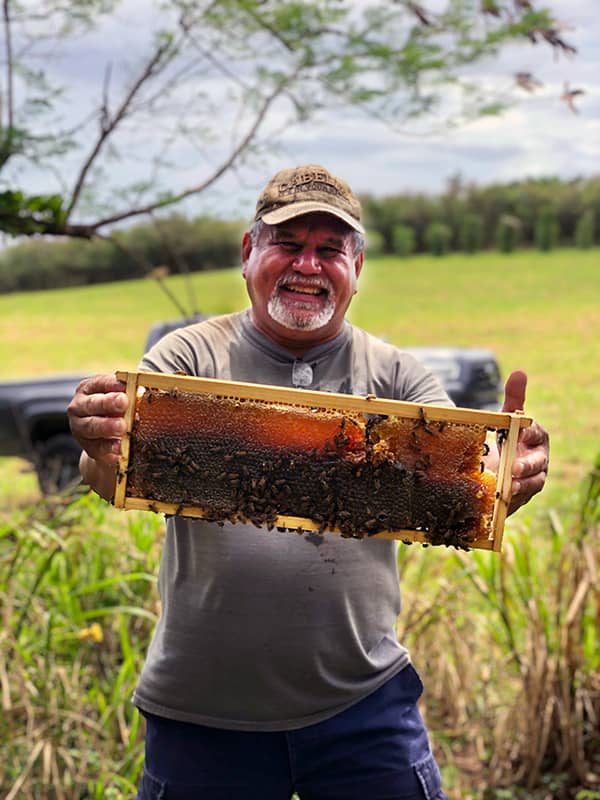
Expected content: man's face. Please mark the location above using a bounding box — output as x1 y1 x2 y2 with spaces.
241 213 363 354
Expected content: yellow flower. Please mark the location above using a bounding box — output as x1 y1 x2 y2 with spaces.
76 623 104 643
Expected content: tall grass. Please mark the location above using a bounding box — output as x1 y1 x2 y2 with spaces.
0 493 163 798
398 456 600 798
1 459 598 799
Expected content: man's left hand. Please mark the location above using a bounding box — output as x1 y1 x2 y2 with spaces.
501 370 550 514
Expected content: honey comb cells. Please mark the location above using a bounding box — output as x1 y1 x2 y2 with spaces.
124 386 498 549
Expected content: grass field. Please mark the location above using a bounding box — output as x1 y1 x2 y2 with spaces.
1 247 598 503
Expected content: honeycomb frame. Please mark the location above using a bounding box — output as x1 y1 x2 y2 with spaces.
113 370 532 552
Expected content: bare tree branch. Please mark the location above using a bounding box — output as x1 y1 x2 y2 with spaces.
1 0 14 154
179 27 253 94
238 2 296 53
86 74 295 232
150 210 199 316
125 54 211 117
96 230 191 317
100 61 112 131
64 33 181 221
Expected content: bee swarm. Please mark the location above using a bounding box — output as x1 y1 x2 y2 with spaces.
123 386 498 550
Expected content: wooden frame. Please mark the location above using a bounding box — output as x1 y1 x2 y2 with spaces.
113 370 532 552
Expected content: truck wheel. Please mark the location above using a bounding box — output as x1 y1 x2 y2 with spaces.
36 434 83 494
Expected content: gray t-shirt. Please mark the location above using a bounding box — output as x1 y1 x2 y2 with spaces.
132 310 450 731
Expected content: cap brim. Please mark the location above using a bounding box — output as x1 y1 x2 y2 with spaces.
260 200 365 235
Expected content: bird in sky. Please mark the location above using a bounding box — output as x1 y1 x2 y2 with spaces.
560 82 585 114
515 72 543 92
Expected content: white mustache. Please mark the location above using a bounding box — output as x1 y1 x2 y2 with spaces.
276 273 333 293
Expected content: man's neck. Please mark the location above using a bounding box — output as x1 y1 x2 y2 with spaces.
248 311 344 358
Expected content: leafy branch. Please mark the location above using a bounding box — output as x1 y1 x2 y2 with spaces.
0 0 579 239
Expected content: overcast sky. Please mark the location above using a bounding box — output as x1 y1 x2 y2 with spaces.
8 0 599 224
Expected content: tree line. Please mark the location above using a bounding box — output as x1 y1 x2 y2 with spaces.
0 217 246 293
362 174 599 256
0 175 597 293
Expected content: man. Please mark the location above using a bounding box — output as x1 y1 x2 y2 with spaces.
68 165 549 800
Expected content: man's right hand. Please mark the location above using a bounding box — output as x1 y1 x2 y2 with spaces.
67 374 128 498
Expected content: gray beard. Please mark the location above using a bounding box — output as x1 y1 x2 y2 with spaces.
267 291 336 331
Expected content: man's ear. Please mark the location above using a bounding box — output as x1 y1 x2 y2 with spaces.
241 231 252 277
354 250 364 280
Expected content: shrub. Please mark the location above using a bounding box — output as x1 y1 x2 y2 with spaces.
365 228 385 256
575 209 596 249
459 213 483 254
399 454 600 797
535 205 560 251
391 224 416 257
424 222 452 256
495 214 522 253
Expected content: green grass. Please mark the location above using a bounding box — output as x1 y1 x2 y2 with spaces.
0 268 248 378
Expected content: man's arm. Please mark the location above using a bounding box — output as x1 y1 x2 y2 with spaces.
67 374 128 501
485 370 550 515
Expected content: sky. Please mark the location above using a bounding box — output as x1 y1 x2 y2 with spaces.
6 0 599 225
283 1 598 192
233 0 599 211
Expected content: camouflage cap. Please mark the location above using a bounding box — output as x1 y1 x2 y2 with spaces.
254 164 364 234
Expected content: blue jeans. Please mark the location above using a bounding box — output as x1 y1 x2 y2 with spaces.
136 664 447 799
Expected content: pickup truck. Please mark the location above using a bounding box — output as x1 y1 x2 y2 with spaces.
0 317 502 493
0 373 86 493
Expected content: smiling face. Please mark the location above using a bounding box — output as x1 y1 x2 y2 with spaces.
241 213 364 355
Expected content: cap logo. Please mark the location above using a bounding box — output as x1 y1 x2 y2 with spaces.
278 170 343 200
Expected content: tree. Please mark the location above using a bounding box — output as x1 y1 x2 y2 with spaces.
0 1 577 241
575 209 595 249
535 205 560 251
424 221 452 256
495 214 522 253
392 223 416 256
459 213 483 254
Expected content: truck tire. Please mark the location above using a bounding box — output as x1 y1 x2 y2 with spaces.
36 434 83 494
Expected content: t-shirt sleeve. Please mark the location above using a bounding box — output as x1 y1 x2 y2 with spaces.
395 352 454 407
350 326 453 407
138 327 215 377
